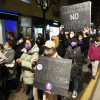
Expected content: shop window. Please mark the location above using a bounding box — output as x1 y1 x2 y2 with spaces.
20 0 30 3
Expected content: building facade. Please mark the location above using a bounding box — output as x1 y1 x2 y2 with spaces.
0 0 68 44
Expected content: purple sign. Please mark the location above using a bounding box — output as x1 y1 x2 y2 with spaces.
46 83 53 91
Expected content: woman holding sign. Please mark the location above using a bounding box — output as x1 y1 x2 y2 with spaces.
64 37 83 98
41 40 63 100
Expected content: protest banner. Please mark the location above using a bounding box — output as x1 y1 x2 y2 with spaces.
61 1 91 32
33 56 72 96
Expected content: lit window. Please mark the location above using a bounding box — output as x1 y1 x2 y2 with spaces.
20 0 30 3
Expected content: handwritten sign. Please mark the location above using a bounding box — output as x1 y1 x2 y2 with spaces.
61 1 91 32
33 56 72 96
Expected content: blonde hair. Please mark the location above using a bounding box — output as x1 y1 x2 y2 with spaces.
52 36 59 48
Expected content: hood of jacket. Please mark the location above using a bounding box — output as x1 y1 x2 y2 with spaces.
21 43 39 54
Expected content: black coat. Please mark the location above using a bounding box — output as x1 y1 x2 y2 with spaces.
12 37 17 51
64 46 83 78
56 40 66 58
15 43 25 59
83 37 90 56
57 33 70 58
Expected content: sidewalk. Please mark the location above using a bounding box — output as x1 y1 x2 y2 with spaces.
92 78 100 100
81 65 100 100
8 88 28 100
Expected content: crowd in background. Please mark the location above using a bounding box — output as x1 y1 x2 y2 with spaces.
0 25 100 100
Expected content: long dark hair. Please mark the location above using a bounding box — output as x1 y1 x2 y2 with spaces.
28 38 35 47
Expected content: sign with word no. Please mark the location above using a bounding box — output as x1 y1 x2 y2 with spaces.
61 1 91 32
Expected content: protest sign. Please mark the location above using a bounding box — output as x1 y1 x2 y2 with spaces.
61 1 91 32
33 56 72 96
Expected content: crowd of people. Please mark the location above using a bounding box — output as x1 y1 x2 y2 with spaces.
0 25 100 100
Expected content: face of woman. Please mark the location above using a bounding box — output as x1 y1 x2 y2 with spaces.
70 31 74 35
70 31 75 38
79 35 82 38
20 38 24 42
5 42 10 48
25 40 31 47
4 42 11 49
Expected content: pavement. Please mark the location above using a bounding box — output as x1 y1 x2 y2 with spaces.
92 77 100 100
8 88 28 100
65 59 92 100
81 63 100 100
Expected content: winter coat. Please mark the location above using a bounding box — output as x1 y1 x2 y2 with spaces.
11 37 17 51
88 43 100 61
0 51 6 64
36 37 44 55
20 43 39 85
83 37 90 56
64 46 83 78
56 40 66 58
3 48 16 80
3 48 15 64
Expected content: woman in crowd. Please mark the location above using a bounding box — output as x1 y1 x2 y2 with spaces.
36 33 44 55
16 39 39 100
16 37 26 92
87 35 100 79
82 28 90 56
51 36 64 58
2 40 15 97
64 37 83 98
41 40 62 100
16 37 26 70
51 36 59 48
77 33 84 54
7 31 17 51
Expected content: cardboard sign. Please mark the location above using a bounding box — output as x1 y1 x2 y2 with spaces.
61 1 91 32
33 56 72 96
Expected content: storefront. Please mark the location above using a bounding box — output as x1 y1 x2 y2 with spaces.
32 17 61 40
0 9 18 44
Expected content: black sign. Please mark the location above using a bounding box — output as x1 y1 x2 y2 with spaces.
61 1 91 32
33 56 72 96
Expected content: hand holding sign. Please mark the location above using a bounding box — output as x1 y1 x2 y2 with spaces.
33 56 38 65
83 27 89 34
16 58 22 64
33 56 72 96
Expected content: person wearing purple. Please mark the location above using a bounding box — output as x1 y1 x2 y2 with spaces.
64 37 83 98
87 35 100 79
16 39 39 100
